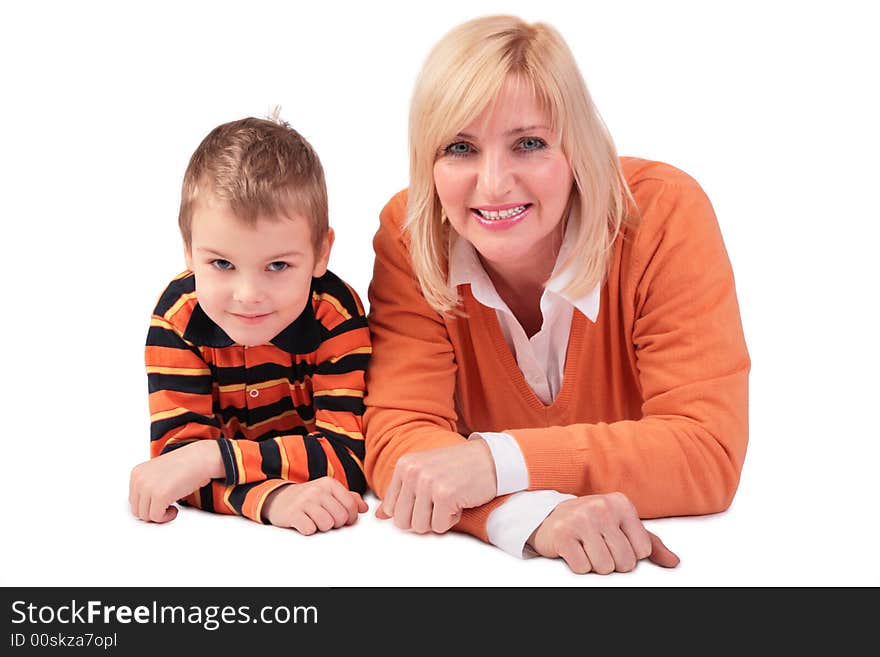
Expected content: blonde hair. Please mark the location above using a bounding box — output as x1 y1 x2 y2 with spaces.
179 110 328 251
406 15 637 314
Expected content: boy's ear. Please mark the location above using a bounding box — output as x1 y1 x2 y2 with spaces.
184 244 193 271
312 227 335 277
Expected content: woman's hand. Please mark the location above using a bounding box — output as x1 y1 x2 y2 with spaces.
529 492 680 574
376 439 497 533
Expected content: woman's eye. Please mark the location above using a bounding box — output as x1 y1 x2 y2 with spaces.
444 141 473 156
518 137 546 151
267 261 289 272
211 259 233 271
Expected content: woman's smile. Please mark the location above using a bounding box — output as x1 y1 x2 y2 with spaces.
470 203 532 230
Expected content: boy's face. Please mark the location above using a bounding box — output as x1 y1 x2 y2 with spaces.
185 195 332 347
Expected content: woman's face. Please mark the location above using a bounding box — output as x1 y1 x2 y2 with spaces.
433 77 574 279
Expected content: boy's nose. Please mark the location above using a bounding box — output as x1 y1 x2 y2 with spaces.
232 277 265 305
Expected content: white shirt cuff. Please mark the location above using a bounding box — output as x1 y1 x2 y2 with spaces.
486 490 576 559
470 431 529 496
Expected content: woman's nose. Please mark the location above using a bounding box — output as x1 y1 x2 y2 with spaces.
476 149 513 200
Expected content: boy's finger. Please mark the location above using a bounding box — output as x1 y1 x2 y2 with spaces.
306 504 335 532
647 531 680 568
330 487 360 523
151 499 177 524
290 511 317 536
375 505 391 520
323 496 352 528
352 493 369 513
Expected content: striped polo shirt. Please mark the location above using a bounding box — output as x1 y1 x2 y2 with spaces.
146 269 370 524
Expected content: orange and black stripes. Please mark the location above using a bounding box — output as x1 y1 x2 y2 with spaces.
146 270 370 524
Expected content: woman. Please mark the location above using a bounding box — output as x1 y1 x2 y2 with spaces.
364 15 749 574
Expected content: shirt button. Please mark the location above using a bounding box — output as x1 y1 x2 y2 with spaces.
249 389 259 398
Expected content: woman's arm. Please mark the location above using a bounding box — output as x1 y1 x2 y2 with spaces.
364 191 464 488
364 191 512 540
510 171 750 517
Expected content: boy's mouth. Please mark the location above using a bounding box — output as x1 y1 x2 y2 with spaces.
230 312 273 324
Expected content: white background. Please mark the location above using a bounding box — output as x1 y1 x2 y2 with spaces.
1 0 877 587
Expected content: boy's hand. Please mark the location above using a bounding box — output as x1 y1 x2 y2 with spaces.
129 441 224 523
528 492 680 574
261 477 368 534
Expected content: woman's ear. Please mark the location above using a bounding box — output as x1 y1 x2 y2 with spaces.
312 227 335 277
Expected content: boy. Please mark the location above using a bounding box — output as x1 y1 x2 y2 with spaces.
129 114 370 535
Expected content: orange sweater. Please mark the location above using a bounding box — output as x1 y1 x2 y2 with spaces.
364 157 750 543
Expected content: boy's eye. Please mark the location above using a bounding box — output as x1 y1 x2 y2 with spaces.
443 141 473 157
267 261 289 273
518 137 547 151
211 259 234 271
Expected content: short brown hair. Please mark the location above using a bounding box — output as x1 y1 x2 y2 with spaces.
179 112 328 250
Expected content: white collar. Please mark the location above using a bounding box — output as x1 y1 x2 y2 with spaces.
447 220 600 322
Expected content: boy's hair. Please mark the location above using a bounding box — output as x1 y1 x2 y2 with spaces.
179 111 328 251
406 15 637 314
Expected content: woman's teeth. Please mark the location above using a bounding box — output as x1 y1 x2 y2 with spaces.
476 205 527 221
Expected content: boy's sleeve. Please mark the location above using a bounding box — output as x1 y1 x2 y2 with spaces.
146 314 222 457
179 479 294 524
215 281 371 494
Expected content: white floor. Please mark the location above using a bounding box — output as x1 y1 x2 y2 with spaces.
3 427 877 587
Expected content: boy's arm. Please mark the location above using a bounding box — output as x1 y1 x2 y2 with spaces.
146 314 223 458
179 479 295 524
133 314 230 523
215 282 371 493
183 476 367 529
